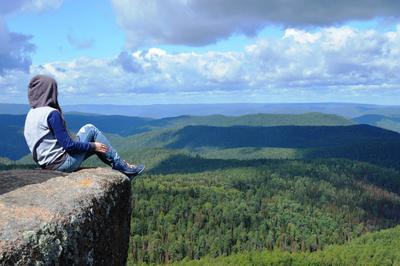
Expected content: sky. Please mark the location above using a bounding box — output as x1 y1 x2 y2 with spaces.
1 0 400 105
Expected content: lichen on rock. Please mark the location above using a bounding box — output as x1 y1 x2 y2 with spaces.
0 168 131 265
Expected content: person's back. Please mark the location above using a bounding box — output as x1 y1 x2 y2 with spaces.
24 106 66 169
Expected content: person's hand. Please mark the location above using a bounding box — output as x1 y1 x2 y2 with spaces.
94 142 109 153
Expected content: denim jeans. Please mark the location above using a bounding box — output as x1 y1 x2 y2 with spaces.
56 124 121 173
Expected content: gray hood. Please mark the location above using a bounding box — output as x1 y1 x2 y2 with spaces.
28 75 61 110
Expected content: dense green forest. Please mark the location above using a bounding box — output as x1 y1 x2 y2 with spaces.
124 156 400 265
171 225 400 266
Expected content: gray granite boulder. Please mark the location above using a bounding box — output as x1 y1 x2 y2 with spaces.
0 168 131 265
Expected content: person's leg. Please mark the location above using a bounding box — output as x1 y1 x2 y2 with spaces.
56 152 87 173
76 124 121 166
58 123 144 178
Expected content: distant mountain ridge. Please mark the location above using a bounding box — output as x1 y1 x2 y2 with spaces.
0 103 29 115
353 114 400 133
3 102 400 118
1 111 353 135
4 111 400 171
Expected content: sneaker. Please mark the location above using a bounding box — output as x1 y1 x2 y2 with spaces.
127 164 145 181
112 160 145 179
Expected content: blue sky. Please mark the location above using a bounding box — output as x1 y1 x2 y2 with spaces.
6 0 125 64
1 0 400 105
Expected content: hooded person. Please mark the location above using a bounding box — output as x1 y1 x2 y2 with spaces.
23 74 144 178
28 74 61 111
24 75 69 169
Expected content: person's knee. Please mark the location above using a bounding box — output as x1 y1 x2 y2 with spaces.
78 123 97 134
76 124 99 142
84 123 96 130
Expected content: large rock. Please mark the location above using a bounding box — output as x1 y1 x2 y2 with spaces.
0 168 132 265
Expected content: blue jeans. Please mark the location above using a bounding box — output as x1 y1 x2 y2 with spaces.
56 124 121 173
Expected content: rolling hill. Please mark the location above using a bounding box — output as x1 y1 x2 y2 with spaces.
110 124 400 170
166 124 400 149
0 112 353 160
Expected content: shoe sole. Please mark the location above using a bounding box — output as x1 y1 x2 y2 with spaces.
127 165 145 179
137 165 145 175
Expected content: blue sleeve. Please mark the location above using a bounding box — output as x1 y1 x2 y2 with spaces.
47 110 95 153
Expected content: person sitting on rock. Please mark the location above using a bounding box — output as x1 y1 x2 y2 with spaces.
23 74 144 179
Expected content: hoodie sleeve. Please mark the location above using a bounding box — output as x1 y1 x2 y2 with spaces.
47 110 95 153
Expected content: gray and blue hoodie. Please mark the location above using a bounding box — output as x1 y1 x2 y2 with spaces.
24 75 94 170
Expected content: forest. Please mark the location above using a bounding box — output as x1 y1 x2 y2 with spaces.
172 224 400 265
123 156 400 265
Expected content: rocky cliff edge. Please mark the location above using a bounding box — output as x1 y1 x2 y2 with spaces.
0 168 131 265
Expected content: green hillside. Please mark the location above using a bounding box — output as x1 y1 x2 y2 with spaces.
105 124 400 171
109 124 400 152
157 112 354 128
167 125 400 149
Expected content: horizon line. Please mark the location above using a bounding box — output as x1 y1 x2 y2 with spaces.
1 102 400 107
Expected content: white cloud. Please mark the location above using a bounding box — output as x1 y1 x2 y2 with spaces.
3 25 400 104
321 27 355 50
283 29 321 44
